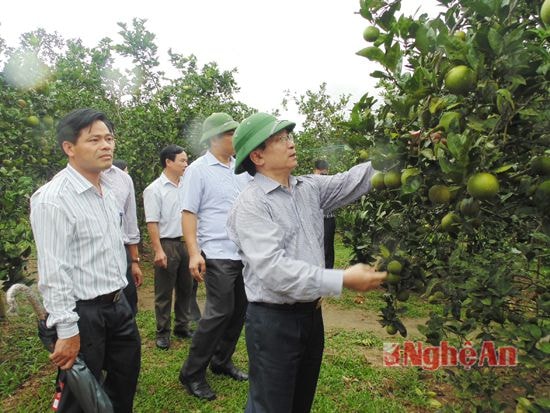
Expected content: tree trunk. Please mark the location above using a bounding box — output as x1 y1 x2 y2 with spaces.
0 290 6 321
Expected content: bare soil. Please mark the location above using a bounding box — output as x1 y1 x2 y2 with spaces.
137 286 426 338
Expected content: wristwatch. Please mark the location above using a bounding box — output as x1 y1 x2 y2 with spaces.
131 257 140 264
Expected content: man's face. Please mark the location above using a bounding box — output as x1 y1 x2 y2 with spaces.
314 168 328 175
63 120 115 174
213 130 235 156
167 151 188 177
260 129 298 172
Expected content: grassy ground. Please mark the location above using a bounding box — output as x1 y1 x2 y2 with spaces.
1 234 446 412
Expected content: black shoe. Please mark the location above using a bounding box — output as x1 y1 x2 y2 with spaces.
156 336 170 350
179 372 216 401
174 328 194 339
210 364 248 381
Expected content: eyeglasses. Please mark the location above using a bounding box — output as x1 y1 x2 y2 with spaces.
270 130 294 144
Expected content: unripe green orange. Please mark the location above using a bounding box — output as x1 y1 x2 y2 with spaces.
428 185 451 205
542 0 550 25
531 156 550 176
384 170 401 189
26 115 40 127
386 273 401 285
535 180 550 207
444 65 476 95
387 260 403 274
363 26 380 42
459 198 480 217
371 172 386 190
467 173 500 200
386 325 398 335
454 31 466 41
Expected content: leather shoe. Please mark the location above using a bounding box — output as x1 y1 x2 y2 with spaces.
156 336 170 350
179 372 216 401
174 328 194 339
210 364 248 381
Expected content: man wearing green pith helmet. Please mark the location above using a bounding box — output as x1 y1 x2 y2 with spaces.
227 112 387 412
179 112 251 401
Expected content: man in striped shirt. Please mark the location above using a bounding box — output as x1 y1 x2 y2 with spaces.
30 109 141 413
227 112 387 413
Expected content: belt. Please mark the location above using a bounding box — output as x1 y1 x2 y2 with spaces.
77 289 123 304
160 237 183 242
252 298 322 312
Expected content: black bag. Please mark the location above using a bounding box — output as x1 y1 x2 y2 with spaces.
38 320 114 413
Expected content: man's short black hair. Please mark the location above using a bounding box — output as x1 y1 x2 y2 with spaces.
160 144 185 168
56 108 114 154
314 159 329 170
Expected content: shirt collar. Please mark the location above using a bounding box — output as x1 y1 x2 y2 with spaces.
160 172 181 187
205 150 235 168
255 173 300 194
65 164 98 195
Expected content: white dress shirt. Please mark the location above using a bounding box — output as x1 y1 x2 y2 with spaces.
143 172 184 238
30 165 128 338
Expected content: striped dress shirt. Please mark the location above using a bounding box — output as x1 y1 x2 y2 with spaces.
30 165 128 339
101 166 140 245
227 162 376 304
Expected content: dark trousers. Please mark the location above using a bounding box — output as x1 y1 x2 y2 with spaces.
180 258 247 379
124 246 138 315
189 278 201 321
245 302 324 413
154 239 193 338
323 217 336 269
62 293 141 413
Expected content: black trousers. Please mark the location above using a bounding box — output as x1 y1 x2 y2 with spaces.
323 217 336 269
62 293 141 413
154 239 193 338
124 246 138 315
189 278 202 321
245 302 324 413
180 258 247 379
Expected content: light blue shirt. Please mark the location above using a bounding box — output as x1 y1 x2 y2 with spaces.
181 151 251 259
30 165 127 338
227 162 376 304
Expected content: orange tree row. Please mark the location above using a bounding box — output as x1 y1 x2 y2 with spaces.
343 0 549 411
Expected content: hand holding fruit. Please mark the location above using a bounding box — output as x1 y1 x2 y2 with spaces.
343 263 387 292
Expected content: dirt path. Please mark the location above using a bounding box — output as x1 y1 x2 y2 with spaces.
137 287 426 338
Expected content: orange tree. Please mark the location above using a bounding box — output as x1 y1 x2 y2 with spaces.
344 0 549 410
0 20 252 302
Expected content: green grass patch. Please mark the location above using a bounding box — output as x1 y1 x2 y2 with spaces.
2 310 440 412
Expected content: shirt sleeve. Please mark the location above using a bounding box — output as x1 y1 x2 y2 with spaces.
316 162 376 213
124 175 140 244
181 166 202 214
30 200 79 339
228 194 343 303
143 184 161 223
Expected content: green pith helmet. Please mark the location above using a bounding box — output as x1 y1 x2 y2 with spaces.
233 112 296 174
200 112 240 144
